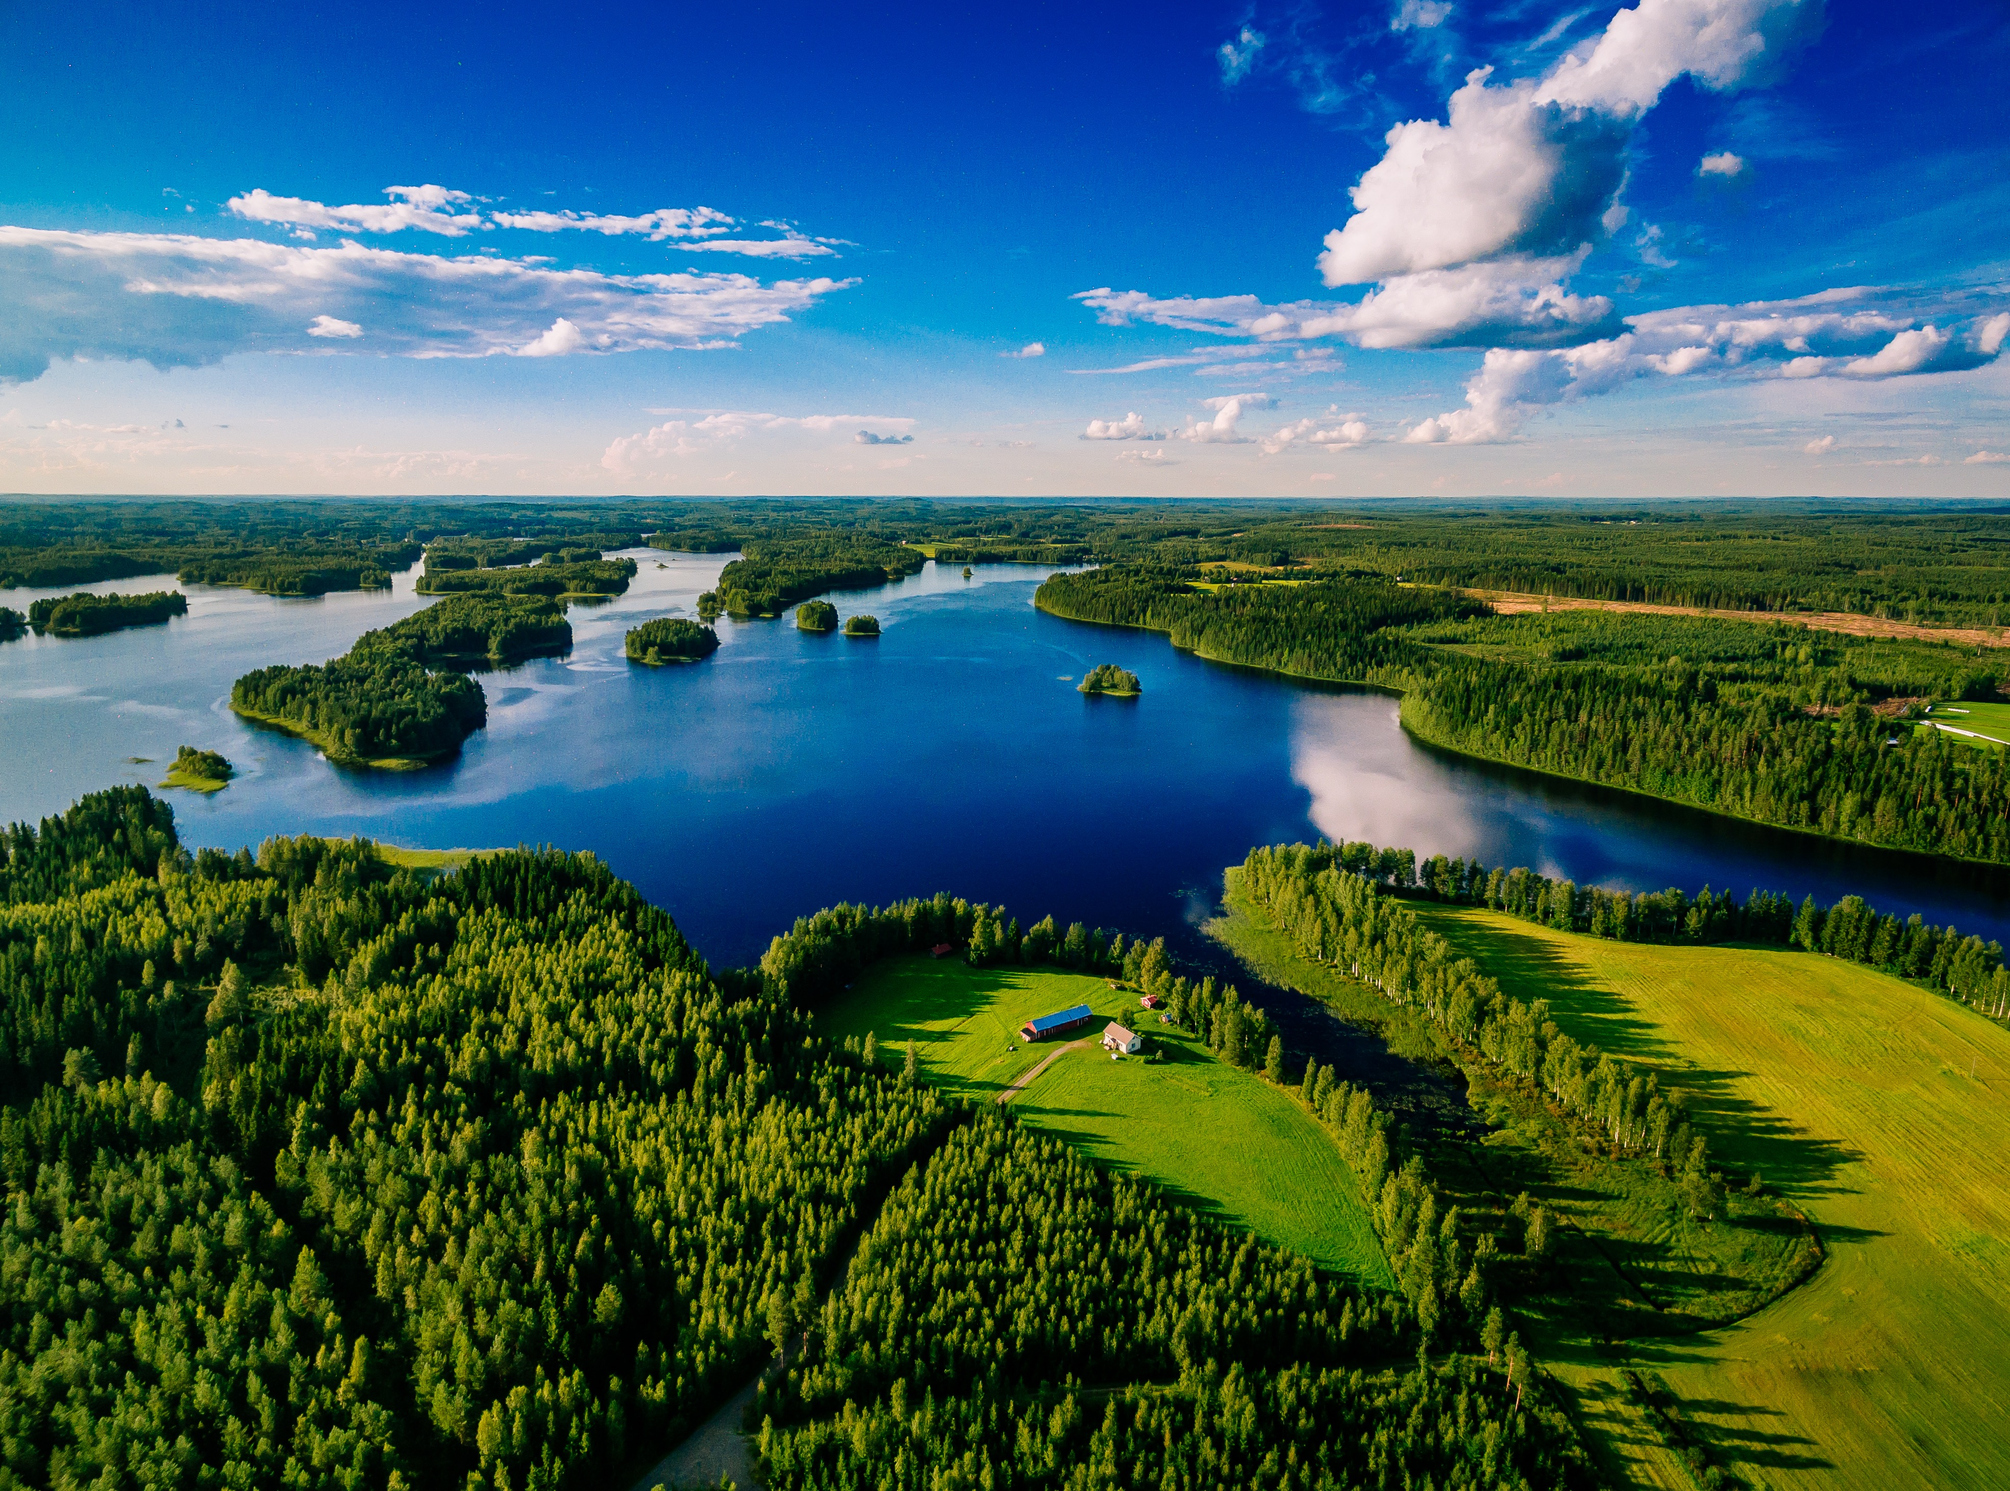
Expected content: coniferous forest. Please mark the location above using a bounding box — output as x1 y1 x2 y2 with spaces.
0 789 1600 1491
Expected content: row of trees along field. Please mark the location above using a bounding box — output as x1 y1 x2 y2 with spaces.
1240 836 2010 1172
1036 566 2010 866
0 787 962 1491
228 594 574 764
710 536 926 618
26 590 188 636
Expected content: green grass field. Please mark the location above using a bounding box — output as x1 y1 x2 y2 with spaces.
1921 698 2010 747
1407 905 2010 1490
818 956 1391 1284
372 844 498 875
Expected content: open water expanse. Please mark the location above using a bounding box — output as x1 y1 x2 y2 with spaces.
7 547 2010 975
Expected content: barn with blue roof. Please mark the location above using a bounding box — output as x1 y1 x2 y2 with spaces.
1020 1004 1093 1041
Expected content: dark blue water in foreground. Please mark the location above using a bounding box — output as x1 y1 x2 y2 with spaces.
5 549 2010 972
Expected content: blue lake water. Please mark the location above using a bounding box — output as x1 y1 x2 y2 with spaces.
6 548 2009 975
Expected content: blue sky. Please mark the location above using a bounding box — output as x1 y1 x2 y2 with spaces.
0 0 2004 498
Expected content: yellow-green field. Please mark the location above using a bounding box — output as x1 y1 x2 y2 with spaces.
372 844 498 875
818 956 1391 1284
1411 905 2010 1490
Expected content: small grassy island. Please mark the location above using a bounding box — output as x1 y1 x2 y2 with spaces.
230 593 571 768
158 745 233 793
795 599 837 631
28 589 187 637
1078 662 1141 696
624 616 721 664
0 607 23 640
843 613 881 637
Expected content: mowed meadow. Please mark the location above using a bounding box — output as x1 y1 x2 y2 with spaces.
1416 905 2010 1489
817 956 1390 1284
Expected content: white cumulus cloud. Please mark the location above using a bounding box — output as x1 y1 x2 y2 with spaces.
1003 342 1046 358
1698 150 1747 176
855 429 913 445
1082 412 1166 440
1967 450 2009 466
306 315 363 339
1183 393 1274 444
515 317 585 358
1263 413 1371 455
1803 434 1835 455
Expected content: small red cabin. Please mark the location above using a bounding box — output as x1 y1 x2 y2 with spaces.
1139 993 1162 1010
930 943 956 958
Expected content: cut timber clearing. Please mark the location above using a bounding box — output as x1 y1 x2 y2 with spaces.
1467 588 2010 649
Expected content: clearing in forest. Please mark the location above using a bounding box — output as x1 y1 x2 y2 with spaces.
820 956 1390 1283
1413 906 2010 1491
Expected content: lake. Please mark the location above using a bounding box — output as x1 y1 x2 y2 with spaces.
6 548 2009 977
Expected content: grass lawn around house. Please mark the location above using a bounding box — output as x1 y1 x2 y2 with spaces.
819 955 1392 1284
1411 902 2010 1491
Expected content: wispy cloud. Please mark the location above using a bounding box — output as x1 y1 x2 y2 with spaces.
1002 342 1046 358
0 227 853 383
601 410 914 469
230 187 834 257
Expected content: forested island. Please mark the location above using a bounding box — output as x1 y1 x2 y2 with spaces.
1078 663 1141 696
27 589 187 636
795 599 837 631
714 534 923 617
158 746 233 793
625 616 720 664
415 542 637 601
0 607 23 640
842 613 880 637
229 594 568 767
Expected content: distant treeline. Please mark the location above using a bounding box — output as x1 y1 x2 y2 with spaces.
8 498 2010 625
416 545 637 600
27 589 187 636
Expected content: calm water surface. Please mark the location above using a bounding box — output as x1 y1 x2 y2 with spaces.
6 549 2009 976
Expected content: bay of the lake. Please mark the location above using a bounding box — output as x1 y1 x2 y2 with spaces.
5 548 2008 969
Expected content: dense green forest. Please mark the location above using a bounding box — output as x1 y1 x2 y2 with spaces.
26 589 187 636
842 614 880 637
624 618 720 665
384 593 573 668
795 601 837 632
0 790 1601 1490
0 608 22 640
1037 567 2010 865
